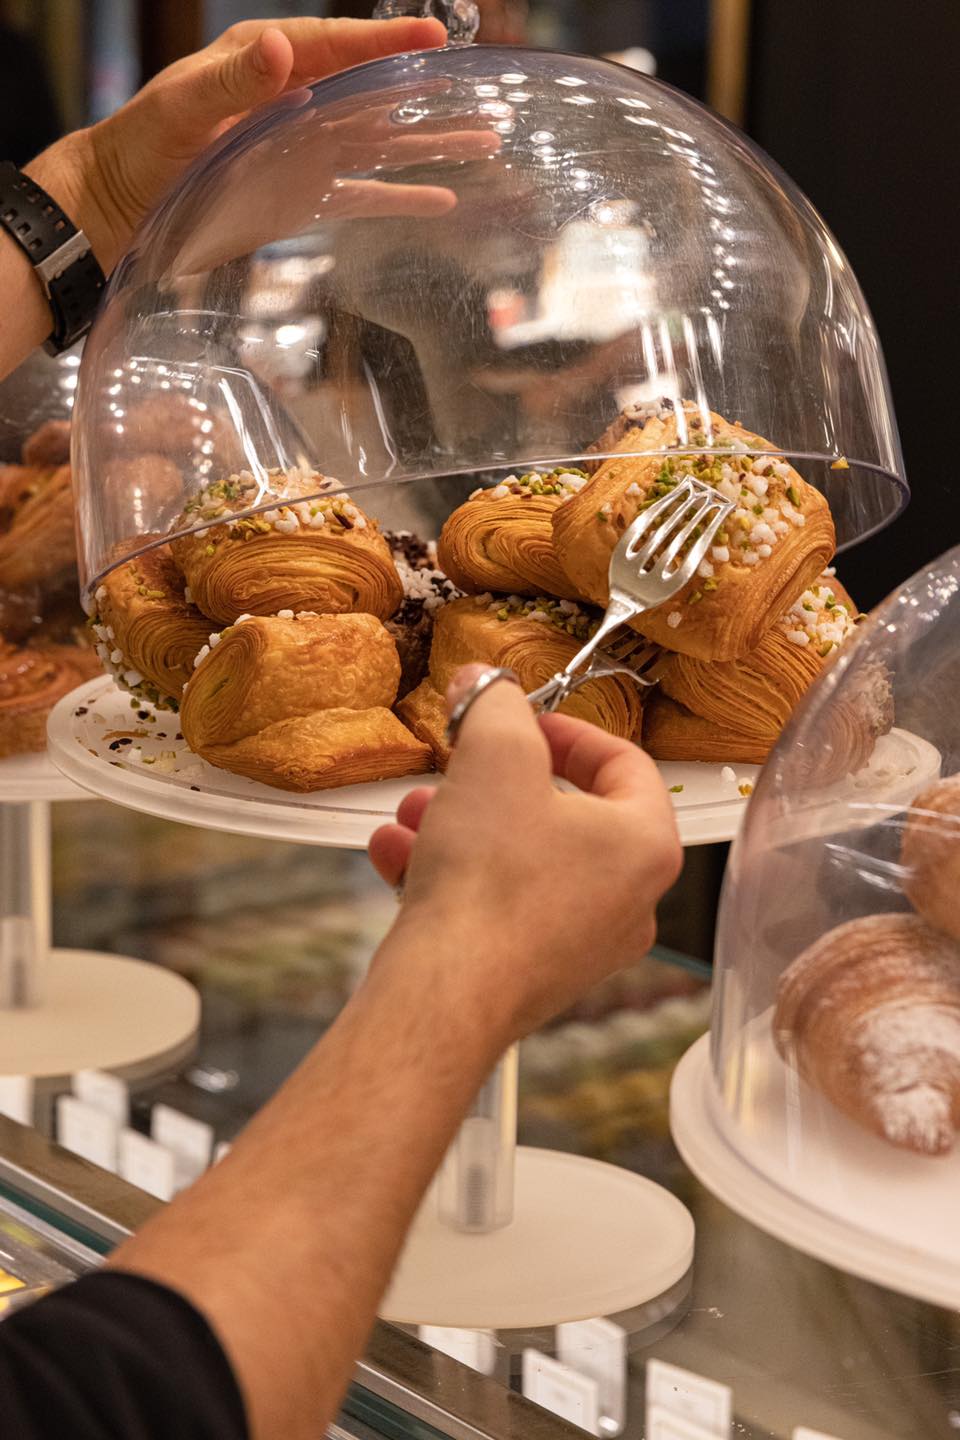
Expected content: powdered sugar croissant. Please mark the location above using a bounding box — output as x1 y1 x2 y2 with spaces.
774 913 960 1155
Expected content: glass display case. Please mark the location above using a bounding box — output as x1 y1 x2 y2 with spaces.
672 543 960 1312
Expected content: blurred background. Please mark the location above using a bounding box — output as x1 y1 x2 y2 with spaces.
2 0 955 598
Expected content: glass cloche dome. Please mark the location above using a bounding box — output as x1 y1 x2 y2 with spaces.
72 30 907 599
680 543 960 1307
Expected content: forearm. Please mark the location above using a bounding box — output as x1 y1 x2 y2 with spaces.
107 918 504 1440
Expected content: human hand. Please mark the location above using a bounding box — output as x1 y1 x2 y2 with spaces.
369 665 682 1047
25 17 448 273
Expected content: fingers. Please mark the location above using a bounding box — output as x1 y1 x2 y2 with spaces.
154 29 295 138
538 711 668 803
396 786 434 833
445 665 552 793
217 18 448 87
368 823 417 889
324 179 457 221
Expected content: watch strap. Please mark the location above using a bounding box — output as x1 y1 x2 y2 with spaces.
0 160 106 353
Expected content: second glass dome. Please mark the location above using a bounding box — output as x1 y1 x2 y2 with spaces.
73 42 905 594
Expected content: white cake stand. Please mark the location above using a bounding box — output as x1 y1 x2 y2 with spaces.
0 749 200 1128
48 675 762 1327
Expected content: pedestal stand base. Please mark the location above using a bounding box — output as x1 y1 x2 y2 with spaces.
0 949 199 1084
381 1147 694 1330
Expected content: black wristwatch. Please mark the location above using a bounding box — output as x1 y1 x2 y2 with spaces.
0 161 106 355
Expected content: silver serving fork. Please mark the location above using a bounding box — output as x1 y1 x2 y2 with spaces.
527 476 735 712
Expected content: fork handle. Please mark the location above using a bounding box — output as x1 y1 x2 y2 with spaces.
562 596 637 677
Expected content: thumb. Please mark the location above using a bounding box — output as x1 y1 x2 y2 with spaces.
445 665 552 792
167 29 294 137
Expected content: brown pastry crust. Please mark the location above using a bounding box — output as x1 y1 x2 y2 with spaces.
901 776 960 942
0 641 101 758
181 611 431 790
397 594 642 769
647 578 862 764
91 543 212 707
170 471 402 625
0 463 75 594
396 679 452 770
774 913 960 1156
553 407 836 661
21 419 71 467
437 469 589 599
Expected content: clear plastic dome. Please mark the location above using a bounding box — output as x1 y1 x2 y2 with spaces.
72 42 906 598
707 542 960 1302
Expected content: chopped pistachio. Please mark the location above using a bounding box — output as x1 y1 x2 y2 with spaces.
687 589 704 605
787 485 800 506
702 578 719 592
738 782 754 797
669 784 685 793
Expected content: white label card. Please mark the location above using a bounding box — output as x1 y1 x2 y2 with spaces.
646 1359 731 1437
556 1316 626 1434
56 1095 118 1172
0 1075 33 1126
151 1104 214 1188
419 1326 496 1376
118 1129 176 1201
648 1407 724 1440
73 1069 129 1126
794 1429 844 1440
522 1350 600 1436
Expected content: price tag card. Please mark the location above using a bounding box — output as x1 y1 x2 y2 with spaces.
648 1407 725 1440
419 1326 497 1375
557 1316 626 1434
118 1129 177 1201
646 1359 731 1437
151 1104 214 1188
56 1095 118 1172
794 1429 844 1440
73 1069 129 1126
0 1075 33 1126
522 1350 600 1436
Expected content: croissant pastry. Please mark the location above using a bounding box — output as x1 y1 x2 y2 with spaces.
437 468 590 599
645 578 862 765
901 776 960 942
89 543 212 709
0 463 75 595
0 640 100 758
21 419 71 468
170 469 402 625
553 406 836 661
774 913 960 1155
583 398 676 474
181 611 431 791
396 594 643 769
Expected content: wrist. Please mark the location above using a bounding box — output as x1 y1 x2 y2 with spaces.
24 130 121 274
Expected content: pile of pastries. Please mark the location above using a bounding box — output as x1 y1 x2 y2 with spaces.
0 420 99 758
774 774 960 1157
88 399 888 792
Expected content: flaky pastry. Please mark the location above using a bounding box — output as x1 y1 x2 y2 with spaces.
0 640 100 758
437 468 589 599
181 611 430 791
89 544 212 709
774 913 960 1156
645 578 863 765
0 463 75 595
901 776 960 942
396 594 643 769
170 469 402 624
553 407 836 661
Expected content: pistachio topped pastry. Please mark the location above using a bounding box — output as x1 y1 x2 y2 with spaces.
437 467 591 600
553 406 836 661
170 467 402 625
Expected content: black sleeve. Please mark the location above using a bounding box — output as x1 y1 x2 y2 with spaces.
0 1271 248 1440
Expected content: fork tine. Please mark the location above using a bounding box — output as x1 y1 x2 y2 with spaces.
626 492 705 571
655 495 722 576
658 505 730 590
621 477 697 555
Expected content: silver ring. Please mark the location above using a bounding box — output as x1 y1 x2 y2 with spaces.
445 667 521 746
